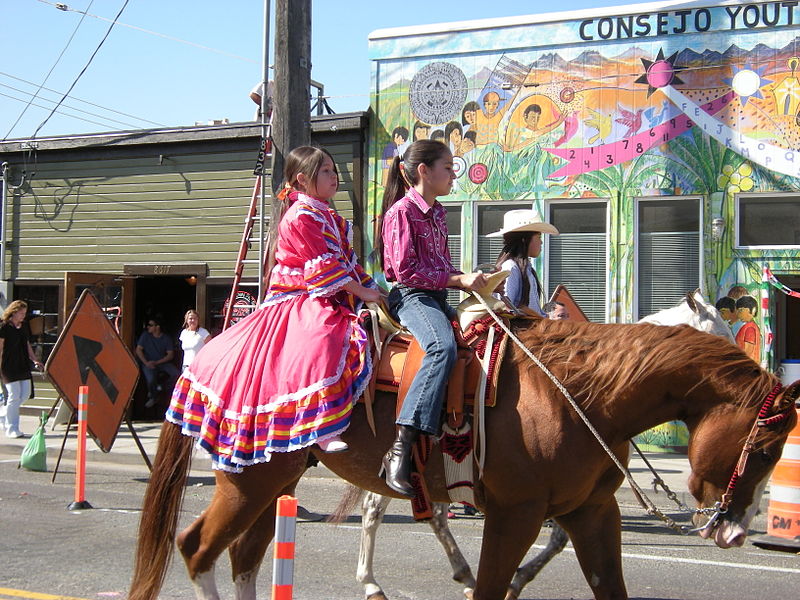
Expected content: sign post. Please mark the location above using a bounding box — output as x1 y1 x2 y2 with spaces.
68 385 92 511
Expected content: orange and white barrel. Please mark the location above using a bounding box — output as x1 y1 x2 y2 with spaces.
754 407 800 551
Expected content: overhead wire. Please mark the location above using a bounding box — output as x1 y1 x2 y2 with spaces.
0 71 165 127
3 0 94 140
31 0 131 139
34 0 258 64
0 83 145 130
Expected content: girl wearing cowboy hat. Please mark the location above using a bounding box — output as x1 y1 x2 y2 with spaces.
489 209 559 316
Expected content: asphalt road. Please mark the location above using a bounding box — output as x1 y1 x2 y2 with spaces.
1 449 798 600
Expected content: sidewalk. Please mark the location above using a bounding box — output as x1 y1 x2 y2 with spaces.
1 412 696 506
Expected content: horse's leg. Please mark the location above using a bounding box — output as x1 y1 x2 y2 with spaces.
472 500 546 600
228 478 302 600
429 501 476 599
556 499 628 600
505 522 569 600
176 452 309 599
357 492 392 600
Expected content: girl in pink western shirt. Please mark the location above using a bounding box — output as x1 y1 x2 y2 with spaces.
376 139 487 497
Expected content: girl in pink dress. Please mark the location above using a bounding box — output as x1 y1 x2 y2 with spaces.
167 146 381 472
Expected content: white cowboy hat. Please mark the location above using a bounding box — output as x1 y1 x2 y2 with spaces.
486 209 559 237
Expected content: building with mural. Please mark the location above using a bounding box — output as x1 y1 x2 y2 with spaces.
366 0 800 379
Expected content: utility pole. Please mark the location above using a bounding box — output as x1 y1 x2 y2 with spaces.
271 0 312 193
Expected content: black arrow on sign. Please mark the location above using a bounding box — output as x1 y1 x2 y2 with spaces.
73 335 118 404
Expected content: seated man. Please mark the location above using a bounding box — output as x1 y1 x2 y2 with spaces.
543 300 569 320
135 316 179 408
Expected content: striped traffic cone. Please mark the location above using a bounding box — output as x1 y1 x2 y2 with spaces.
753 407 800 551
272 495 298 599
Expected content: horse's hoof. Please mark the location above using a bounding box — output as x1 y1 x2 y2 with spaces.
504 591 518 600
367 593 389 600
463 590 474 600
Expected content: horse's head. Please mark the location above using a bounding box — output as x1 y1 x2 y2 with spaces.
638 290 735 343
683 290 736 343
686 380 799 548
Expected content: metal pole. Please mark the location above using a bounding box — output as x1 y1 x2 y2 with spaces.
258 0 271 304
1 162 8 281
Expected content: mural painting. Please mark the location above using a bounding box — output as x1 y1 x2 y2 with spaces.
368 1 800 373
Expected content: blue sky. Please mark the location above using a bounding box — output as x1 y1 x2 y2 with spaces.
2 0 634 139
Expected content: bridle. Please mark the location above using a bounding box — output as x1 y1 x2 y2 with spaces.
694 381 793 534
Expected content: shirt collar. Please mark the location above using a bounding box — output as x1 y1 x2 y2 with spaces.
408 187 436 214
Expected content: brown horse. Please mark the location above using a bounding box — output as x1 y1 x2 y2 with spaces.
129 318 798 600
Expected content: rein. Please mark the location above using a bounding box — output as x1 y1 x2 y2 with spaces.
470 291 789 536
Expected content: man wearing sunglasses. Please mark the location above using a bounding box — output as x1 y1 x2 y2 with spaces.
135 316 179 409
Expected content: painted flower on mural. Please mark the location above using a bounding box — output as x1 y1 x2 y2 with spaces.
717 163 755 194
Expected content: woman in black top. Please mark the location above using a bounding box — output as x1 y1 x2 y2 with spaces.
0 300 42 438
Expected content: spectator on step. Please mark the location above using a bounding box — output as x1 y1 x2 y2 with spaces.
136 315 179 408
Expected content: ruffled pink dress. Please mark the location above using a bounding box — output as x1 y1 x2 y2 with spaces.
167 192 374 472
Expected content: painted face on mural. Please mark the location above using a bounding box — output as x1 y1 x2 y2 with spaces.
463 109 476 125
737 306 755 323
483 92 500 116
524 109 541 130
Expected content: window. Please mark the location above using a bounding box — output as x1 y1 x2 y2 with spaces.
637 198 701 319
547 202 607 322
737 195 800 247
14 284 60 364
444 204 462 306
475 203 531 268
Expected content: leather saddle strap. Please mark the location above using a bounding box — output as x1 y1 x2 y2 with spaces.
396 336 426 420
446 357 467 429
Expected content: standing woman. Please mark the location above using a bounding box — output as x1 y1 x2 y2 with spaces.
377 139 488 497
178 309 211 371
0 300 43 438
489 210 558 315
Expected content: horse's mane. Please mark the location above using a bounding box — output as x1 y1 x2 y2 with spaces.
508 318 775 412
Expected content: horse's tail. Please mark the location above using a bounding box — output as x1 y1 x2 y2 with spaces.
327 483 366 524
129 421 194 600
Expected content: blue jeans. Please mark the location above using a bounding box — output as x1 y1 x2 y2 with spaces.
388 286 457 435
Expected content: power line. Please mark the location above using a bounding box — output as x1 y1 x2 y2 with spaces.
0 90 120 129
35 0 258 64
4 0 94 140
0 71 165 127
32 0 131 139
0 82 144 130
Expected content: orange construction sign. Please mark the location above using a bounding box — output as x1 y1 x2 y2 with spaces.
45 289 140 452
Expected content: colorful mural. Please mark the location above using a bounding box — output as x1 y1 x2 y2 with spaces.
368 1 800 371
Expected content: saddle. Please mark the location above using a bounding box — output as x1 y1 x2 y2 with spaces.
359 272 519 518
362 270 512 430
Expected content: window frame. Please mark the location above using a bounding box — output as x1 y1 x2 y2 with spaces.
544 198 611 323
735 192 800 250
633 195 704 321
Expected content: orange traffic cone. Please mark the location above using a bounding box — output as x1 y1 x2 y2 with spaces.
753 407 800 552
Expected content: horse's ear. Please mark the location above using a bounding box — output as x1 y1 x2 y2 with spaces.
685 291 699 313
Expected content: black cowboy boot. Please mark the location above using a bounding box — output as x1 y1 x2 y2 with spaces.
380 425 419 497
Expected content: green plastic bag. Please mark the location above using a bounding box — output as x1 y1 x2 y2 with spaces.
19 411 48 472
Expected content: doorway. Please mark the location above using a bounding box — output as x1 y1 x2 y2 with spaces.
133 275 199 344
774 274 800 361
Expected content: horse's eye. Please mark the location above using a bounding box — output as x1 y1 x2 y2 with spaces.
758 450 773 463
